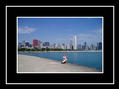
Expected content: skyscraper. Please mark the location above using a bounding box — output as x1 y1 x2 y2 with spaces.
18 42 22 48
66 43 70 49
90 44 96 50
84 42 88 50
57 43 61 49
74 35 77 50
97 42 102 50
38 40 42 49
69 40 73 50
77 44 82 50
53 43 56 48
25 41 30 48
43 42 50 48
61 43 65 49
22 40 25 48
33 39 38 48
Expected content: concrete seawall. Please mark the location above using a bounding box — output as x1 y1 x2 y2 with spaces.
18 54 100 73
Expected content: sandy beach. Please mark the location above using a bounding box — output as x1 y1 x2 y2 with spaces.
18 54 100 73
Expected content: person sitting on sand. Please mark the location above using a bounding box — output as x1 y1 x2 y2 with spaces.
61 54 67 64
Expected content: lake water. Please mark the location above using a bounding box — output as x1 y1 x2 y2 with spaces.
19 52 102 71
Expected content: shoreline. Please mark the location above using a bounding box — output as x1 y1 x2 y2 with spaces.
18 54 101 73
18 50 102 53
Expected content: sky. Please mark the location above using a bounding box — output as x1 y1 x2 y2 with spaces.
18 17 103 46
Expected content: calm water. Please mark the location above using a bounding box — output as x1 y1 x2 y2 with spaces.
19 52 102 71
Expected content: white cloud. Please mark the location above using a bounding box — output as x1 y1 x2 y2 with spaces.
18 26 36 34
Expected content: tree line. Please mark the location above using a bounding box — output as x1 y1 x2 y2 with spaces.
18 48 72 51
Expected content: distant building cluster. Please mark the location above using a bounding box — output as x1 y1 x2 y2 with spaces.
18 35 102 50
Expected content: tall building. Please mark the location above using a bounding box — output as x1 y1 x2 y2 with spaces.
43 42 50 48
18 42 22 48
50 44 54 49
61 43 65 49
25 42 30 48
77 44 82 50
53 43 56 48
66 43 70 49
33 39 38 48
57 43 61 49
82 45 85 50
38 40 42 49
73 35 77 50
84 42 88 50
97 42 102 50
90 44 96 50
55 43 58 48
29 44 32 48
99 42 102 50
22 40 25 48
69 40 73 50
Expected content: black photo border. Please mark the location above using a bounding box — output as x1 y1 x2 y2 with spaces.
5 5 115 85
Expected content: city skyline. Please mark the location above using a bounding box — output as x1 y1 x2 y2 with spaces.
18 38 102 51
18 17 103 46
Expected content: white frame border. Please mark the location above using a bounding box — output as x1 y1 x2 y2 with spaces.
5 5 115 85
16 16 104 74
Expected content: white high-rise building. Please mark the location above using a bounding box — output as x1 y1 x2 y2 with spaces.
38 40 42 49
74 35 77 50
